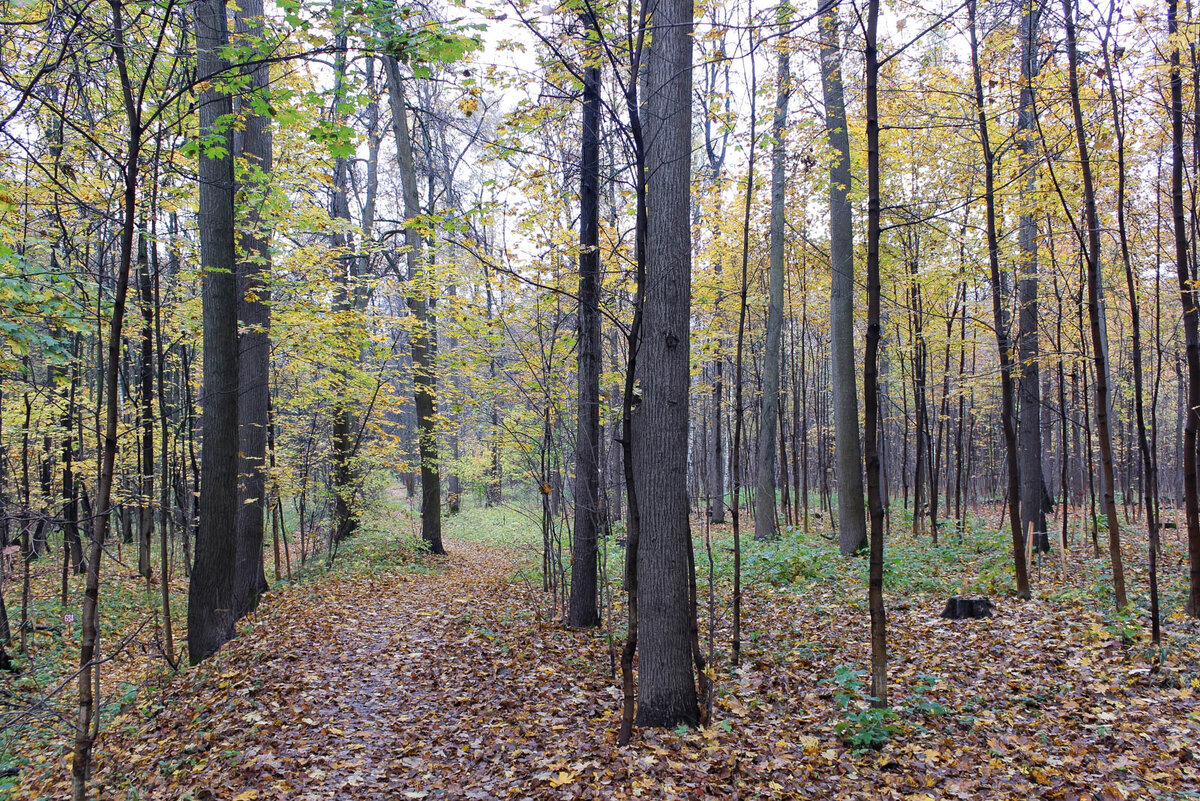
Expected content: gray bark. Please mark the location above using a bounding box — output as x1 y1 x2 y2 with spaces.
233 0 272 617
569 20 602 628
818 0 867 555
1016 0 1050 550
633 0 698 728
385 56 444 555
755 16 790 542
188 0 240 664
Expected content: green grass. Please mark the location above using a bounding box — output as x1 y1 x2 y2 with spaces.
443 492 546 547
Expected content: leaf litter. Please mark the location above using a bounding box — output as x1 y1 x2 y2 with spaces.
9 524 1200 800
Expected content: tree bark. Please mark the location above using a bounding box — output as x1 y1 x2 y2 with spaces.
863 0 888 708
1016 0 1050 551
73 2 145 794
969 0 1030 601
188 0 240 664
1169 0 1200 616
233 0 272 618
818 0 867 555
385 56 444 555
633 0 699 728
329 19 358 545
568 12 602 628
1062 0 1127 609
137 228 154 586
1101 2 1157 639
755 6 791 543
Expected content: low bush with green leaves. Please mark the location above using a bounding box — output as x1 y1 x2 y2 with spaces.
822 664 899 750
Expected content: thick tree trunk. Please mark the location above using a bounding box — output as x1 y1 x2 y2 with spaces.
755 9 790 543
233 0 272 618
633 0 698 729
818 0 867 555
188 0 240 664
385 56 444 555
1169 0 1200 616
1016 0 1050 551
569 19 602 628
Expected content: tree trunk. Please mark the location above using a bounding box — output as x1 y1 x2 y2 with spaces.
233 0 272 618
1016 0 1050 551
731 36 759 668
137 228 154 586
633 0 699 728
1062 0 1126 609
863 0 888 708
72 3 144 794
1169 0 1200 616
329 21 358 546
385 56 444 555
755 6 791 543
1101 3 1158 639
969 0 1030 601
187 0 240 664
818 0 867 555
569 14 602 628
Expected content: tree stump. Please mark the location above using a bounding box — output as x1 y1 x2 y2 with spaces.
941 596 993 619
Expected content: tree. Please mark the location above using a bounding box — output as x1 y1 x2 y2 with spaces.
1169 0 1200 616
968 0 1030 601
72 1 151 793
863 0 887 709
1015 0 1050 552
1100 0 1158 640
1062 0 1126 609
329 7 358 545
568 6 603 628
188 0 240 664
385 54 444 555
817 0 867 556
632 0 699 728
755 2 791 543
233 0 272 619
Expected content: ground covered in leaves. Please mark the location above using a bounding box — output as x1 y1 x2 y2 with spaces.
8 500 1200 799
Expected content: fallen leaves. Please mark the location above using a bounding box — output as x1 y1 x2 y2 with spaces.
8 519 1200 799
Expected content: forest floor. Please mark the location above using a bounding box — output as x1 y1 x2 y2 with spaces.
5 492 1200 799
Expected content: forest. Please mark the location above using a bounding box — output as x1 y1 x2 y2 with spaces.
2 0 1199 797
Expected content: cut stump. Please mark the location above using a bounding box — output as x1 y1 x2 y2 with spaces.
941 597 993 619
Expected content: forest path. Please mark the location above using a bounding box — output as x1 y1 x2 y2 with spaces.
78 534 624 799
17 521 1200 800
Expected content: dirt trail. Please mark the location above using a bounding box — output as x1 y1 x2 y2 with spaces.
17 528 1200 800
54 538 621 799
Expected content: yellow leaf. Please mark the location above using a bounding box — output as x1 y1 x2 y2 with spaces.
549 770 576 788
